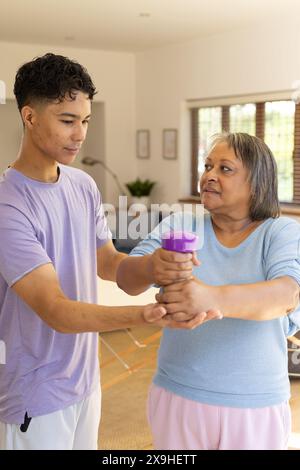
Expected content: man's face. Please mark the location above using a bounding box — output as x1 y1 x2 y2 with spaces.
27 91 91 165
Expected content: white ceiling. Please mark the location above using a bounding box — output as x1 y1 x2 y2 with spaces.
1 0 300 53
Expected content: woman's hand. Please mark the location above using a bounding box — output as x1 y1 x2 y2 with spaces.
155 278 223 323
147 248 200 286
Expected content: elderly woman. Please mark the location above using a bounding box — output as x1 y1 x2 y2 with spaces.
117 132 300 450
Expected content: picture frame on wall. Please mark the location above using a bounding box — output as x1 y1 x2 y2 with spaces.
136 129 150 159
163 129 177 160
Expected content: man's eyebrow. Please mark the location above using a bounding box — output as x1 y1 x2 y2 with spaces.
57 112 91 119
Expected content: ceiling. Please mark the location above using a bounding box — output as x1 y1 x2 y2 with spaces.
1 0 300 53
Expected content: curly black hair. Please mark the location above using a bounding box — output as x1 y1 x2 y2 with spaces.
14 53 97 111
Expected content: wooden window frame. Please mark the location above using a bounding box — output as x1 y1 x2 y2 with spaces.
191 100 300 205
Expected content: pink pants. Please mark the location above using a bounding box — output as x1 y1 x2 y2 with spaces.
148 383 291 450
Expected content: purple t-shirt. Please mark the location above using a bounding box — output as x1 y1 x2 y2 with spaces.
0 165 111 424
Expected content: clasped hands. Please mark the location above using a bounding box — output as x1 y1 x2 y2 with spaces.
146 248 222 329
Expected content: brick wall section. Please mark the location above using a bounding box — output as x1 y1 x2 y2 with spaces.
293 103 300 203
255 102 265 140
221 106 230 132
191 108 199 195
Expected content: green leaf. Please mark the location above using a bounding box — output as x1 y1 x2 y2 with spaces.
125 178 156 196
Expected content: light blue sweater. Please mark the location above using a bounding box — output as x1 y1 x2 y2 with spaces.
130 212 300 408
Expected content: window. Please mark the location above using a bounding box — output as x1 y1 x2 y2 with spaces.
229 104 256 135
191 99 299 203
264 101 295 202
198 107 222 175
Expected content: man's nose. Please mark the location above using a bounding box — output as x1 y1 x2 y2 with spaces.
72 123 86 142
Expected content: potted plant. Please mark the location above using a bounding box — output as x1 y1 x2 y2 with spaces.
125 178 156 209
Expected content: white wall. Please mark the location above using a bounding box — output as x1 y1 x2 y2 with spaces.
0 100 22 172
73 102 106 197
2 21 300 207
136 21 300 204
0 41 136 205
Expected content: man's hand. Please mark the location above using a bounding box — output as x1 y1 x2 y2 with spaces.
147 248 200 286
155 278 223 324
143 302 220 330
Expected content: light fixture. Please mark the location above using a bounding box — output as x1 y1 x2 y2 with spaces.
81 157 126 196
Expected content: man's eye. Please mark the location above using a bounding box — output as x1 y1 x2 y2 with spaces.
61 120 73 124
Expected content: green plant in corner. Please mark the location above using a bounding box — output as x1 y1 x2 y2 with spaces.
125 178 156 197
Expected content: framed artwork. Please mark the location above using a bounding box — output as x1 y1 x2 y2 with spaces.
136 130 150 159
163 129 177 160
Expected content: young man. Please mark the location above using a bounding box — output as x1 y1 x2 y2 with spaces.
0 53 203 450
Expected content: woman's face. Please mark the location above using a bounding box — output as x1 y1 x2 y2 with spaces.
200 141 252 218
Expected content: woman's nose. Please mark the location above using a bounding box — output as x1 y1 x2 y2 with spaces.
205 167 218 181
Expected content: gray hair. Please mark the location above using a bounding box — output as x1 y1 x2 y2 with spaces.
207 132 280 220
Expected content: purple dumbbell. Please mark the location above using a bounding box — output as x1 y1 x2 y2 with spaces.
161 230 199 253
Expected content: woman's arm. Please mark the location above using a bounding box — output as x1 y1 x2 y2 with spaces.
218 277 299 320
117 249 198 295
156 276 300 321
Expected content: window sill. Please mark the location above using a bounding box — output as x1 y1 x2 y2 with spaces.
178 198 300 216
280 204 300 216
178 196 201 204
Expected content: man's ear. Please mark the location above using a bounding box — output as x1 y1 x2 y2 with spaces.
21 105 36 130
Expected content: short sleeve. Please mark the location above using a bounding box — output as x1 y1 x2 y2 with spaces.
264 218 300 335
0 204 51 287
92 183 112 248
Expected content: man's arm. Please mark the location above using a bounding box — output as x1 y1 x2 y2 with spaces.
156 276 300 321
117 249 199 295
97 240 127 281
12 263 211 333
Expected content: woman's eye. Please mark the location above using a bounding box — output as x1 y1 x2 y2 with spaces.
204 164 212 171
222 166 232 172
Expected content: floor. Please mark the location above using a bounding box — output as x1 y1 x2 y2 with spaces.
97 280 300 450
97 279 160 450
98 325 160 450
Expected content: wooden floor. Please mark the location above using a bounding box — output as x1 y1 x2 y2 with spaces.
98 325 160 450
